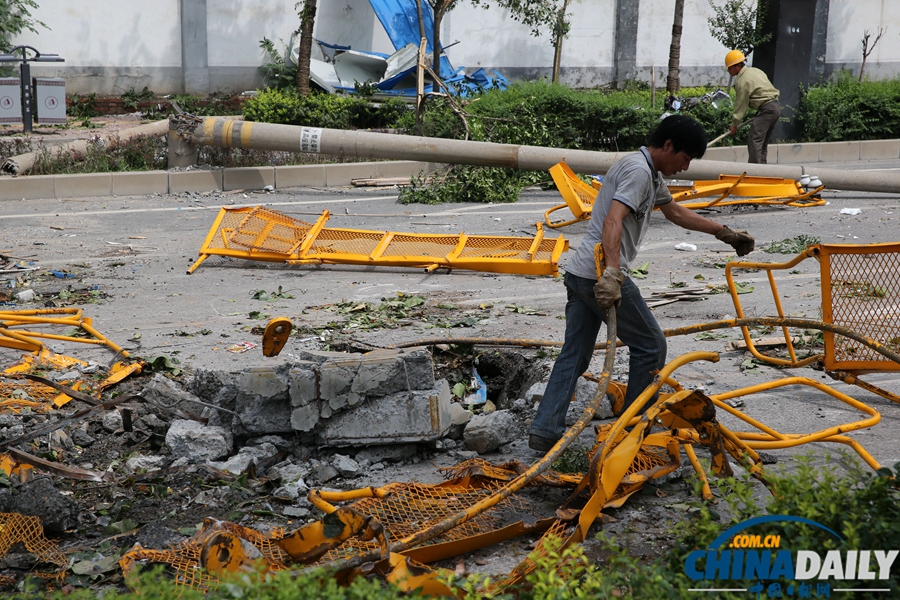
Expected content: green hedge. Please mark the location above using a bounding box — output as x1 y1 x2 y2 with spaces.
242 88 409 130
797 71 900 142
395 81 733 152
394 81 734 203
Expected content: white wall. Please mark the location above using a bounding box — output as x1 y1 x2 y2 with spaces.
637 0 734 87
206 2 299 68
11 0 181 68
825 0 900 78
8 0 900 95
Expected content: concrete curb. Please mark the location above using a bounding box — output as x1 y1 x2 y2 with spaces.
703 139 900 164
0 138 897 201
0 160 442 201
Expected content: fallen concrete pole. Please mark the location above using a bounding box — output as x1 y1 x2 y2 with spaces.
1 119 170 175
171 115 900 194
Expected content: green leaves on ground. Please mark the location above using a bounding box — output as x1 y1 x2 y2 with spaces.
630 262 650 279
251 286 295 301
143 355 182 377
763 234 820 254
322 294 428 330
706 282 753 294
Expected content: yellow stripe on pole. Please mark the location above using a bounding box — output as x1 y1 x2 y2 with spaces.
221 119 235 148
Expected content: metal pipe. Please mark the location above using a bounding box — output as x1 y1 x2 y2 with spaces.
175 115 900 194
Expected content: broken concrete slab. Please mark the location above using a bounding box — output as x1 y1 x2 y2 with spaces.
310 458 339 483
233 368 293 436
7 478 79 535
142 373 208 418
102 409 123 433
208 442 279 474
463 409 519 454
354 444 418 465
525 377 614 425
165 419 232 461
316 379 452 446
332 454 361 478
192 348 440 444
124 454 168 474
273 479 309 502
267 460 310 484
448 402 473 440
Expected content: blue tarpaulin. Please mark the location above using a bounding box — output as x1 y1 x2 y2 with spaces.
368 0 453 80
315 0 507 97
369 0 435 52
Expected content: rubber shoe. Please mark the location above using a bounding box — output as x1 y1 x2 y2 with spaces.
528 433 559 453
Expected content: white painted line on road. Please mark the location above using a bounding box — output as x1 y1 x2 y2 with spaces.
0 195 399 220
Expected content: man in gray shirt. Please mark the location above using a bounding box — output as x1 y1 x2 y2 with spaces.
529 115 755 452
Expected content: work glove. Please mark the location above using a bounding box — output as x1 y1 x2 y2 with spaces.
593 266 626 309
716 226 755 257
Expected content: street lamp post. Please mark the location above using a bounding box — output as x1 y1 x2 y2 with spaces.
0 45 65 133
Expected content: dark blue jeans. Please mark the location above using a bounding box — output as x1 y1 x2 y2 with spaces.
530 272 667 441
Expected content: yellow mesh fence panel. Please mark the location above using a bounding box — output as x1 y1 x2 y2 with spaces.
306 228 384 258
191 207 567 276
224 208 314 254
455 237 536 261
0 513 68 582
0 380 56 413
822 244 900 369
495 519 572 589
378 235 458 259
315 480 530 564
119 519 288 592
438 458 582 487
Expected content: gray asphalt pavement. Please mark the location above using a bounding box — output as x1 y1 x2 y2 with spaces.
2 177 899 470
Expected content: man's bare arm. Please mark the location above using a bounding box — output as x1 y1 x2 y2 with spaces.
600 200 631 270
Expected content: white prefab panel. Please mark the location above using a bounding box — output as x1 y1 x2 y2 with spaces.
309 59 341 94
34 78 66 124
0 78 22 124
333 52 388 87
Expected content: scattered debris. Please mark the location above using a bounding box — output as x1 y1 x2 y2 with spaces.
351 177 413 187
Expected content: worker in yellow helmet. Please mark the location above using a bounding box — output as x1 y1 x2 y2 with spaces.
725 50 781 164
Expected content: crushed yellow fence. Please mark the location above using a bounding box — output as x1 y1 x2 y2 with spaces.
189 206 568 276
727 242 900 375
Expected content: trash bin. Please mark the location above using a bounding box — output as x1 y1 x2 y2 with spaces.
33 77 66 124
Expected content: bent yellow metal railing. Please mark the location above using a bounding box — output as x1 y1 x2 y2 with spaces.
189 206 568 276
0 308 128 358
545 161 597 228
544 162 825 229
669 174 825 209
726 242 900 374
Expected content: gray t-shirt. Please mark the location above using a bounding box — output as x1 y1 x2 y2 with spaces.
566 147 673 280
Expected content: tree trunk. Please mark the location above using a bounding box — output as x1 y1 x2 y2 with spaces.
551 0 571 84
666 0 684 96
432 5 445 94
296 0 318 97
414 0 427 134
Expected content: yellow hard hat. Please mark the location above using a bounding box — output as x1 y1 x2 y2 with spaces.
725 50 746 68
